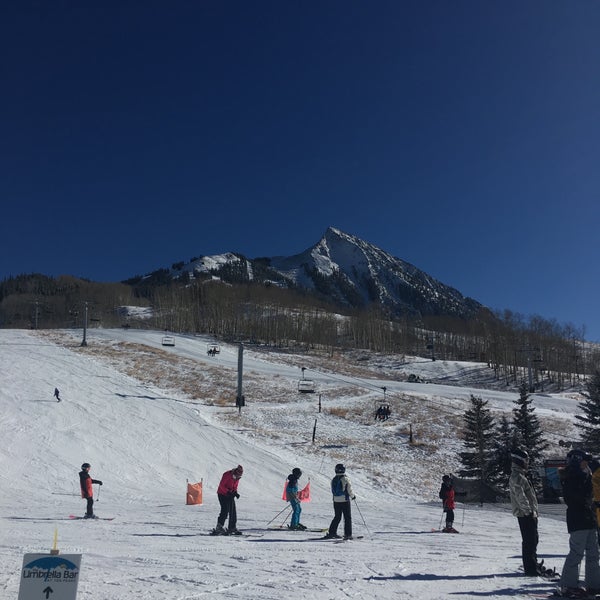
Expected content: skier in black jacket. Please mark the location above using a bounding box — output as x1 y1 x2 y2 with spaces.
559 449 600 596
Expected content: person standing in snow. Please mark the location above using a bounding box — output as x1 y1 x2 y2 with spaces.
54 387 61 402
286 467 306 530
439 475 458 533
559 449 600 597
214 465 243 535
325 463 355 540
589 458 600 546
79 463 102 518
509 448 541 577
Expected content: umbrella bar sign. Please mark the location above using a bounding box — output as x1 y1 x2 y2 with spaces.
18 553 82 600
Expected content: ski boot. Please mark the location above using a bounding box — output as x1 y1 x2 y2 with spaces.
210 524 228 536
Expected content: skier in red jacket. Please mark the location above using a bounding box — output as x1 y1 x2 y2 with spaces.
79 463 103 519
439 474 458 533
213 465 243 535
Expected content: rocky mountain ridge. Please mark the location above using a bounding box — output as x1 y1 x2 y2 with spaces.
164 226 486 321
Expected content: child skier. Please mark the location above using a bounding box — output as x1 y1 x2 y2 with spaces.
79 463 103 518
286 467 306 530
439 474 458 533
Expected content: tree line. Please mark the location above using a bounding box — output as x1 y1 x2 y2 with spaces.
459 372 600 501
1 274 598 386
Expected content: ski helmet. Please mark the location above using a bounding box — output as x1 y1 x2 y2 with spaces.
335 463 345 474
292 467 302 477
81 463 91 469
442 474 451 483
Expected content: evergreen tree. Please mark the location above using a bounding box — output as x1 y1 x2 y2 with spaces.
512 381 548 484
459 395 496 502
575 371 600 454
487 415 516 492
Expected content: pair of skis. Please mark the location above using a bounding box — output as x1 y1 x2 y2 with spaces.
68 515 115 521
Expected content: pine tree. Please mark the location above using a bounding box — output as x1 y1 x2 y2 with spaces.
512 381 548 483
459 395 496 502
487 415 516 492
575 371 600 454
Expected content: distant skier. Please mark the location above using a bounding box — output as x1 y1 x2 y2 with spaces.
213 465 243 535
439 475 458 533
286 468 306 530
325 463 355 540
54 387 61 402
79 463 103 519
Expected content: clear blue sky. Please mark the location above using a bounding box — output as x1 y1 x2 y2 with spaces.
2 2 600 340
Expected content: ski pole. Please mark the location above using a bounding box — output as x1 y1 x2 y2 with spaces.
96 484 100 502
266 505 290 527
352 498 372 539
278 507 292 528
439 509 444 530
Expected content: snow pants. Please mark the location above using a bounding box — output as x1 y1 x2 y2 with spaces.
289 497 302 527
561 528 600 590
517 514 539 575
217 493 237 530
85 497 94 517
329 500 352 538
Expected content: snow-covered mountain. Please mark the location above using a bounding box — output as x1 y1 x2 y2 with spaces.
168 227 486 320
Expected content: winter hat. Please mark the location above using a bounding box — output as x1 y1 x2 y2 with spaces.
335 463 346 474
81 463 91 469
233 465 244 477
442 474 451 483
511 448 529 468
567 449 592 465
292 467 302 477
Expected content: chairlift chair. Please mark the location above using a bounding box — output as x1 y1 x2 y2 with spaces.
161 335 175 346
297 379 316 393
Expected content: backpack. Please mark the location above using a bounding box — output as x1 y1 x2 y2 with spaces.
332 475 345 497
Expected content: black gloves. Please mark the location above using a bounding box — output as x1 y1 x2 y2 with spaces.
235 492 240 499
351 496 356 500
98 481 103 485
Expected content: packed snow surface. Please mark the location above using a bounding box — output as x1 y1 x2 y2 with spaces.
0 328 584 599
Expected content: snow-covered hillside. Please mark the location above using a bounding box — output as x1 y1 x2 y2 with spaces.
0 329 585 599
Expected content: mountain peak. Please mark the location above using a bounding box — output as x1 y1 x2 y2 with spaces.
165 227 485 322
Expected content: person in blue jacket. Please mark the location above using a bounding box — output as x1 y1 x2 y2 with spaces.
286 467 306 530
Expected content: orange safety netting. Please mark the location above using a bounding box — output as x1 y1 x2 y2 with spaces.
281 480 311 502
186 480 203 505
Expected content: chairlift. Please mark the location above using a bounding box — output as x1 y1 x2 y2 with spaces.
207 343 221 356
161 335 175 347
297 379 316 393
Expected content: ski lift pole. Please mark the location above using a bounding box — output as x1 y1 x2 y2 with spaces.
352 498 372 539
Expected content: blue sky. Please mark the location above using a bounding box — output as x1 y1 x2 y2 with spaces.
1 1 599 340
